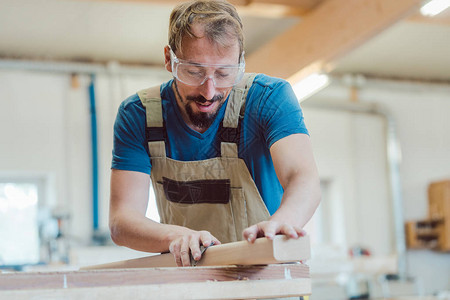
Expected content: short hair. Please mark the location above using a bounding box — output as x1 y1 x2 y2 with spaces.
168 0 244 59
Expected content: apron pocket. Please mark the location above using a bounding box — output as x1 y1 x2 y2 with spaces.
162 177 230 204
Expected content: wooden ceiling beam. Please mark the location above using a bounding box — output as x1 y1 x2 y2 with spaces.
83 0 322 8
407 10 450 26
245 0 423 84
249 0 323 10
79 0 323 16
237 3 309 18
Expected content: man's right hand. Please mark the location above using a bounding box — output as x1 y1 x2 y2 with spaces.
168 230 221 267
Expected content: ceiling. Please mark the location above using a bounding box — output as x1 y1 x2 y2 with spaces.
0 0 449 82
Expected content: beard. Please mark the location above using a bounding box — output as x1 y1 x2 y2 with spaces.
174 81 225 129
185 94 225 129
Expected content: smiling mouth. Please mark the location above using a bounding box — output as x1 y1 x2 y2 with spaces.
194 101 215 112
196 101 213 106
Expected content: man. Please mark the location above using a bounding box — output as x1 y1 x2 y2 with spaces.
109 0 321 267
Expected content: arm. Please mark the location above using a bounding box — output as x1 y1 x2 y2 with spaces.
243 133 321 242
109 169 220 266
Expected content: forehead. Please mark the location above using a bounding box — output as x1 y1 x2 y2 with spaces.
178 25 240 65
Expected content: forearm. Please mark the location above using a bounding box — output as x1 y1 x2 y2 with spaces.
270 173 321 228
109 169 194 253
109 209 193 253
269 133 321 228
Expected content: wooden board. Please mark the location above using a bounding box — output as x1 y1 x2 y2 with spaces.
82 235 310 270
0 264 311 300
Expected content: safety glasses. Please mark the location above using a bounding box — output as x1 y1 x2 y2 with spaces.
169 46 245 88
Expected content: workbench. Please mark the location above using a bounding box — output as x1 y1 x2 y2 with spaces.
0 235 311 299
0 264 310 299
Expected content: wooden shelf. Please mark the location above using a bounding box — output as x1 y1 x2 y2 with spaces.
428 180 450 251
405 220 438 249
405 180 450 252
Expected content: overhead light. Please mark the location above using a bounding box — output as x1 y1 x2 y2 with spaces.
420 0 450 16
293 73 330 102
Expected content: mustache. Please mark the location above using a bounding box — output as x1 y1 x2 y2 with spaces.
186 94 224 104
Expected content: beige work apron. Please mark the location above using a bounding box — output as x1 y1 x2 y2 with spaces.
138 73 270 243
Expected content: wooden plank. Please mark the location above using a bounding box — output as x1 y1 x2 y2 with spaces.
82 235 310 270
0 278 311 300
0 264 311 299
245 0 423 83
0 264 309 289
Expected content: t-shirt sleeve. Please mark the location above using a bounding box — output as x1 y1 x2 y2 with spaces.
111 95 151 175
259 80 309 148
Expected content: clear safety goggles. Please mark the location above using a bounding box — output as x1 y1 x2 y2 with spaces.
169 46 245 88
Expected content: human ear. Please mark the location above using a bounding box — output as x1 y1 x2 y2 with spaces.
164 46 172 72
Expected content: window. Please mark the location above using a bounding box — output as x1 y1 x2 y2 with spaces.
304 179 346 247
145 183 160 222
0 181 41 265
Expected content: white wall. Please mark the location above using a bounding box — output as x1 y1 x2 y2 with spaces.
0 70 70 210
304 78 450 295
358 80 450 295
304 108 392 255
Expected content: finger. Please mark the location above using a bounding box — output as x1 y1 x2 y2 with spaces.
283 224 299 238
180 239 191 267
211 236 221 246
294 227 307 237
200 231 221 248
262 222 278 240
198 231 212 248
242 224 259 243
189 237 202 262
169 241 183 267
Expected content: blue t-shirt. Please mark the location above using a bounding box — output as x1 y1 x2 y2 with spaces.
112 74 309 215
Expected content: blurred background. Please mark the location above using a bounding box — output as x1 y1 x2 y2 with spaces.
0 0 449 299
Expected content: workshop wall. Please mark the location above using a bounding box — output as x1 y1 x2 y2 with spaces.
0 70 69 209
357 80 450 294
305 79 450 295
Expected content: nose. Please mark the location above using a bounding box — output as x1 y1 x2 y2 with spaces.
198 77 217 101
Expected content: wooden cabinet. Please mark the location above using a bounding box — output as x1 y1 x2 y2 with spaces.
428 180 450 251
405 180 450 252
405 219 441 250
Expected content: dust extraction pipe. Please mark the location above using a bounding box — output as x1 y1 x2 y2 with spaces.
88 74 99 232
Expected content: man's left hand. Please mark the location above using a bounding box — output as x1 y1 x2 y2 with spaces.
242 221 306 243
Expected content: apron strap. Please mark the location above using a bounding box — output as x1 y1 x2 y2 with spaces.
138 86 166 158
221 73 257 158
